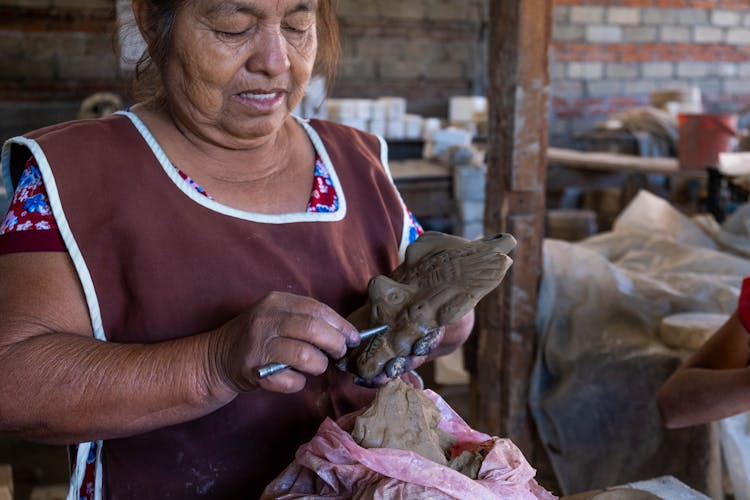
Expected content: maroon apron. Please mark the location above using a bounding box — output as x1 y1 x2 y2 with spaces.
7 114 406 499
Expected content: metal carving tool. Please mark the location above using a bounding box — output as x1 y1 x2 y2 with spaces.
255 324 389 379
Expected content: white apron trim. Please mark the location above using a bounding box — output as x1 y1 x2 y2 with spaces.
116 111 348 224
1 137 106 340
95 439 103 499
375 135 411 263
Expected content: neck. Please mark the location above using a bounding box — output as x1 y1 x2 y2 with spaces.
130 104 315 213
134 104 301 185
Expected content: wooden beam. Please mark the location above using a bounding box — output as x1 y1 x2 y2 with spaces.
475 0 551 459
548 147 686 176
0 464 12 500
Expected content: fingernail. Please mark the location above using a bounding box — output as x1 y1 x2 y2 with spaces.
346 337 361 348
412 337 432 356
384 357 407 378
345 328 361 348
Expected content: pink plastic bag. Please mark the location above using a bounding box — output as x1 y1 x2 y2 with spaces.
262 389 557 499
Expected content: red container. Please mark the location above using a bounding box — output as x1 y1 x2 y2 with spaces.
678 113 738 170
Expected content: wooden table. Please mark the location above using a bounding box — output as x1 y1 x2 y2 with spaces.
389 159 454 232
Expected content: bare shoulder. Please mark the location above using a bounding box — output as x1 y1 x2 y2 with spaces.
0 252 93 345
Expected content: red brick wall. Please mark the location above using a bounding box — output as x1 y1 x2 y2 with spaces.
550 0 750 147
555 0 747 7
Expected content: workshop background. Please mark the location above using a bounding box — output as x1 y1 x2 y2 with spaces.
3 1 750 499
2 0 750 145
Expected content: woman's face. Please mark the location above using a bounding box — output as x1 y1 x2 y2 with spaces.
164 0 318 147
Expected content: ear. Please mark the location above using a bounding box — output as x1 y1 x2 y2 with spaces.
130 0 157 49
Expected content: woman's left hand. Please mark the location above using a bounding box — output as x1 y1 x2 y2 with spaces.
350 311 473 387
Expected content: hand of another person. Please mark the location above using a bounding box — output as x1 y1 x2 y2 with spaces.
208 292 360 394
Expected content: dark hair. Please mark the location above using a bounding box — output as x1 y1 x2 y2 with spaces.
130 0 340 108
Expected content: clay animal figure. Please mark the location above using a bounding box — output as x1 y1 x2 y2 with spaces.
344 231 516 381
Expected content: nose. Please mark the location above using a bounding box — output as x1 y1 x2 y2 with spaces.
247 26 290 77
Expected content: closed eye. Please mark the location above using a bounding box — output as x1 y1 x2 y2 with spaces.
216 30 248 39
282 24 306 34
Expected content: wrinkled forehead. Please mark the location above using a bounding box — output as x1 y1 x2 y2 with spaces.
198 0 319 18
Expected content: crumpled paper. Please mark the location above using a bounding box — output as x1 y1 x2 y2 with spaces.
261 389 556 500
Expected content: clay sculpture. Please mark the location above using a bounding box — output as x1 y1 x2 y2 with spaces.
351 378 455 465
343 231 517 381
351 378 492 479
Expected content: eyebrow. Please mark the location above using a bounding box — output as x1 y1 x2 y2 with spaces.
206 0 317 18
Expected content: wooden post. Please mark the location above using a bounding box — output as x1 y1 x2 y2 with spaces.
474 0 551 459
0 464 12 500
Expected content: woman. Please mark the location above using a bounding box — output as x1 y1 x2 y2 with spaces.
657 277 750 429
0 0 474 498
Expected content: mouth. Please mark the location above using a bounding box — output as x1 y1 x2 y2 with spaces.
237 90 284 100
233 89 286 113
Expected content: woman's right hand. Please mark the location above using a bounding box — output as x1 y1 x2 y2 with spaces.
207 292 361 395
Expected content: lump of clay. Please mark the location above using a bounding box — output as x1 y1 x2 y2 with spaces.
347 231 516 380
351 378 454 465
351 378 490 479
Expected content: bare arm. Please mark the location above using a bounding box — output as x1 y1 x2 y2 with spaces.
0 252 358 444
0 252 231 444
657 311 750 428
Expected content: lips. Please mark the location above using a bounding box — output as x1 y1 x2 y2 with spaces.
233 89 286 112
237 90 284 100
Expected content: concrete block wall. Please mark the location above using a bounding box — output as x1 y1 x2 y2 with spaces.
453 164 487 239
0 0 127 142
551 0 750 148
5 0 750 153
0 0 486 143
332 0 488 118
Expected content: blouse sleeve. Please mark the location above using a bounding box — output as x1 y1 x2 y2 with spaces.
738 277 750 332
405 209 424 245
0 155 66 254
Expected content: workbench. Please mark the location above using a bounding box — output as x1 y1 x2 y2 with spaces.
390 148 712 237
547 147 707 229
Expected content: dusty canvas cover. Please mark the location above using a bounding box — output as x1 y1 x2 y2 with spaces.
531 190 750 497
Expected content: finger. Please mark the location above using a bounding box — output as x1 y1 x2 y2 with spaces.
256 369 307 394
265 336 329 376
278 313 351 360
273 294 360 348
354 357 416 387
411 327 443 357
353 372 391 388
384 356 409 378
